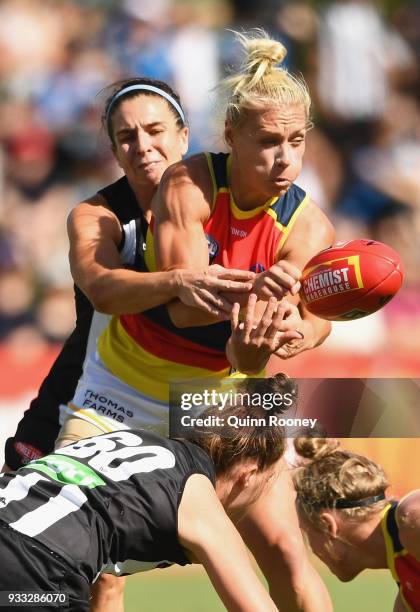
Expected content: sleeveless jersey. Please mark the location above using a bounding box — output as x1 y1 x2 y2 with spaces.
381 502 420 611
97 152 308 401
0 430 215 582
5 176 144 470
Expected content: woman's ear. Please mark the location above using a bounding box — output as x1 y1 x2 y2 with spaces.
179 126 189 156
319 512 339 538
239 464 259 489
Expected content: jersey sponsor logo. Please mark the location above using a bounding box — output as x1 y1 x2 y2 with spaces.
26 455 106 489
205 233 219 261
302 255 364 303
250 263 266 273
14 442 43 465
82 389 133 423
230 226 247 238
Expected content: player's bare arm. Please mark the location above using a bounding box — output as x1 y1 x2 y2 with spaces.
237 461 333 612
154 155 253 326
178 474 278 612
268 200 335 357
68 196 179 314
69 194 252 317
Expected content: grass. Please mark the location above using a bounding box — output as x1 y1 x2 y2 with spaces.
124 562 398 611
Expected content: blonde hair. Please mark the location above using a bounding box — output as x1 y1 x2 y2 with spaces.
220 29 311 128
293 438 389 530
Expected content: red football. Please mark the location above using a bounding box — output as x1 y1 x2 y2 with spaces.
300 239 404 321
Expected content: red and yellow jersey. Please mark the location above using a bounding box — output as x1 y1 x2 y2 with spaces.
203 152 309 271
381 502 420 611
97 152 308 401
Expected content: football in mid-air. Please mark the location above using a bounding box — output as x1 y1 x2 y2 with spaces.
300 239 404 321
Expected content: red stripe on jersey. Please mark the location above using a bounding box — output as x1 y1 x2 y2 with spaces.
120 313 229 371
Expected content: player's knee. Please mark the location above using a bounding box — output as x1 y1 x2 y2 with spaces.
95 573 125 594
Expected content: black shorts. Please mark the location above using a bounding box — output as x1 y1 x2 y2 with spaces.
0 521 90 611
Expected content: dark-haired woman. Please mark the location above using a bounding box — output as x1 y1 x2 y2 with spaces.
4 77 254 473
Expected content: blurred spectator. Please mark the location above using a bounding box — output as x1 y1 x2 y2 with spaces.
169 1 227 151
0 269 36 340
35 288 76 343
316 0 415 123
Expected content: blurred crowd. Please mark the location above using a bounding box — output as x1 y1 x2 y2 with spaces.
0 0 419 366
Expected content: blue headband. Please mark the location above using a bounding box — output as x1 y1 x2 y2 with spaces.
106 84 186 135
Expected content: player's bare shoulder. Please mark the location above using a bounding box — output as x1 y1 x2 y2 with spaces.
281 197 335 268
396 490 420 558
155 154 213 224
67 193 116 232
67 192 121 244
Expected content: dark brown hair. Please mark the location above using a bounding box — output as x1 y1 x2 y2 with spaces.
101 77 185 144
190 374 297 475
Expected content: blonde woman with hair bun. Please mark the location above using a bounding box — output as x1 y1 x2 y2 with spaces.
150 28 335 612
294 439 420 611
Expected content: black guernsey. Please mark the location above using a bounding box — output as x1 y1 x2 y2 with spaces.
0 430 215 582
5 177 146 470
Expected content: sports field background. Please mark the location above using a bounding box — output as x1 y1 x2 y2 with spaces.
123 561 398 611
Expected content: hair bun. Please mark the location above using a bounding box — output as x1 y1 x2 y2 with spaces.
245 38 287 72
294 437 340 461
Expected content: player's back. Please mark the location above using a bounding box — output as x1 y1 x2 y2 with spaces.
0 430 215 581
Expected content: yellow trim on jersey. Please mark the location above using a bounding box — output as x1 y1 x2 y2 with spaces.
381 503 399 581
277 193 310 252
205 152 218 208
380 502 411 586
67 403 115 433
98 318 232 401
265 207 287 233
230 194 278 220
144 225 156 272
224 153 278 220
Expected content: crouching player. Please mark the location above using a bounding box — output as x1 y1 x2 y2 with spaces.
293 438 420 612
0 376 297 611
